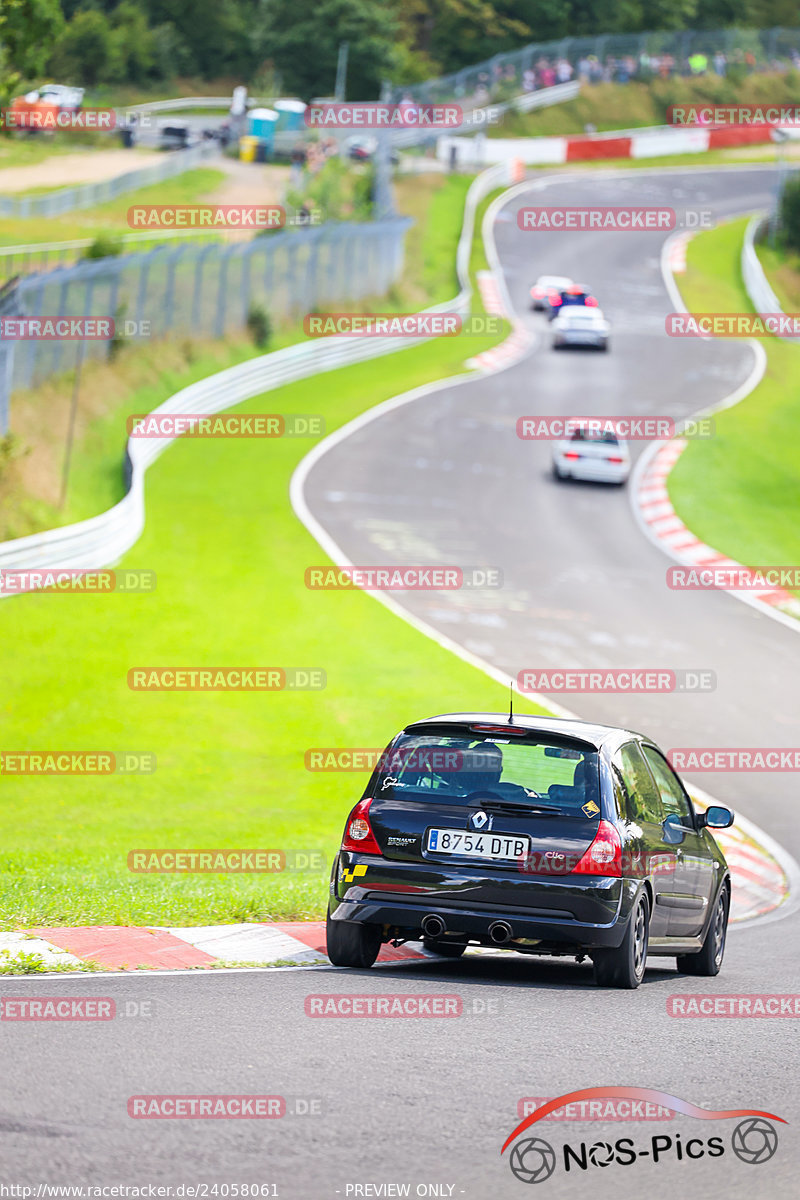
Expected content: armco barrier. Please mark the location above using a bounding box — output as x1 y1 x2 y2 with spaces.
0 162 514 594
0 142 218 220
741 212 787 319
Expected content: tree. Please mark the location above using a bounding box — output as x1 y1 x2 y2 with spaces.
1 0 65 78
110 2 156 84
253 0 400 99
48 9 117 85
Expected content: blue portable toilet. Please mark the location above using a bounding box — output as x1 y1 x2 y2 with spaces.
246 107 279 154
274 99 307 133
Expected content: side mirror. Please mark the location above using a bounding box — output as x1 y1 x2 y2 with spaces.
662 812 685 844
700 805 734 829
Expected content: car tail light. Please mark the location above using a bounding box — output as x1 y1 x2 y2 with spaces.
531 286 544 297
564 451 581 461
341 797 383 855
606 456 623 464
549 294 562 306
585 296 598 307
569 820 622 877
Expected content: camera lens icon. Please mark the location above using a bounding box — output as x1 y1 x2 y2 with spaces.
509 1137 557 1184
731 1117 779 1165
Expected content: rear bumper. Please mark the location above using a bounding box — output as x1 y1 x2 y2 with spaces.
331 855 639 950
553 454 629 483
554 334 607 347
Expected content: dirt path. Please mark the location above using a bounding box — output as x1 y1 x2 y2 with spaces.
209 158 291 205
0 149 161 194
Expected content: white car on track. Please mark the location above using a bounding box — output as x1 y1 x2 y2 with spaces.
552 425 630 485
552 305 610 350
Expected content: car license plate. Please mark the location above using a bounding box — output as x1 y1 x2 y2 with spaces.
426 828 529 860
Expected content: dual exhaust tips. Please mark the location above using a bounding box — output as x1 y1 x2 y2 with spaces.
421 914 513 945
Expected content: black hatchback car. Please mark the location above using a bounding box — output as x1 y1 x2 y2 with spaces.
326 713 734 988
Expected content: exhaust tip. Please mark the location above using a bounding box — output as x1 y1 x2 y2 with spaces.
488 920 513 944
421 914 445 939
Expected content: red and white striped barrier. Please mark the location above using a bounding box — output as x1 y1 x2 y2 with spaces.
438 121 782 167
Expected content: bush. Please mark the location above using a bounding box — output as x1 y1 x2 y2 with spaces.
0 433 29 482
48 9 118 85
779 174 800 255
246 303 272 348
83 234 123 260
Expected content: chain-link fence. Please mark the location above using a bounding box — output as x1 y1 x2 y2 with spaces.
390 27 800 108
0 142 218 219
0 217 411 429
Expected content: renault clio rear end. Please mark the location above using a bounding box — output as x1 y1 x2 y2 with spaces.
326 713 733 988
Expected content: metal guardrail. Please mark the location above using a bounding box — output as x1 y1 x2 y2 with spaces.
741 213 785 316
388 80 580 150
0 161 514 593
0 228 226 279
0 142 218 220
124 97 276 115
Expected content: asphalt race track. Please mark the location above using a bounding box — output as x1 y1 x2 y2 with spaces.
3 166 799 1198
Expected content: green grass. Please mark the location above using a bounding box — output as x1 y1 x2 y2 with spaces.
0 173 485 544
494 72 800 138
667 216 800 586
0 168 531 930
0 167 227 247
0 339 542 931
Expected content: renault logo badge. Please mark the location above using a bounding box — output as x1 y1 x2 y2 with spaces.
470 811 490 830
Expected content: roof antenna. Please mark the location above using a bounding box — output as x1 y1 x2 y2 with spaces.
508 682 515 724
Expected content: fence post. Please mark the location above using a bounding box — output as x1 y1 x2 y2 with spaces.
192 243 217 331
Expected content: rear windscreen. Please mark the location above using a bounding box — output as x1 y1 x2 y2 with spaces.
374 734 601 815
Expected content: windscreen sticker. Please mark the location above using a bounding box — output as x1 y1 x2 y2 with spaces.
582 799 601 817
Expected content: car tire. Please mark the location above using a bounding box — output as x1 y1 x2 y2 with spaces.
601 341 609 352
422 937 468 958
676 887 729 976
592 890 650 989
552 462 567 481
325 906 381 968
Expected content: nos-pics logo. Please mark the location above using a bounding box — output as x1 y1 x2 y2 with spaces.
502 1088 784 1183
